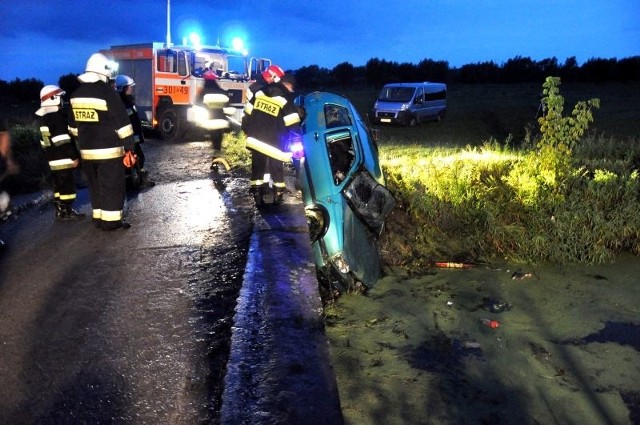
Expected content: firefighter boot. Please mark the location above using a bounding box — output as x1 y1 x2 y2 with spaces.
250 185 264 207
273 187 285 205
140 169 156 188
53 200 64 220
210 149 222 171
59 202 85 221
101 219 131 231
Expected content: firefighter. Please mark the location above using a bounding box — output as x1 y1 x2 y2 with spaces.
0 116 17 250
35 85 85 221
198 67 230 166
247 64 285 102
69 52 135 231
242 73 302 205
115 74 155 188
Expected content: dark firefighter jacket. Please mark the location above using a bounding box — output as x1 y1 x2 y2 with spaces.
69 81 134 160
119 93 144 144
35 105 80 171
198 78 229 122
242 82 301 163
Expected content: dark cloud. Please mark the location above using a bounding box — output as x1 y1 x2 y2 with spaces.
1 0 638 83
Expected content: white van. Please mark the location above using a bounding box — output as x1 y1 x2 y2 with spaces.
371 82 447 126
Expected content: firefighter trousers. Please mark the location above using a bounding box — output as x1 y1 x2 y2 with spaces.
83 158 126 225
134 142 146 169
51 168 77 203
250 150 284 191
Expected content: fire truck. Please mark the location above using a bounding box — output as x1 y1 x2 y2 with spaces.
101 42 271 140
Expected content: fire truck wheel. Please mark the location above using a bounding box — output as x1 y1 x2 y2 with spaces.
159 109 180 141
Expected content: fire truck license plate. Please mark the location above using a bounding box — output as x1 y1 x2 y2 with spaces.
158 86 189 95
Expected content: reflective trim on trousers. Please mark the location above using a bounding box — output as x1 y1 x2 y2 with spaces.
81 146 124 160
101 209 123 222
59 193 76 201
49 158 76 171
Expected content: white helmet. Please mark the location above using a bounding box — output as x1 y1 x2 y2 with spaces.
78 53 118 83
40 85 65 107
115 75 135 92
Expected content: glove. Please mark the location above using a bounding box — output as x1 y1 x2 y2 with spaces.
123 150 137 168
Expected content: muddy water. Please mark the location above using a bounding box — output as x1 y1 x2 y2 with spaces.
325 255 640 425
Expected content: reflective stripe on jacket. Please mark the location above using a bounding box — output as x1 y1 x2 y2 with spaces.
69 81 135 153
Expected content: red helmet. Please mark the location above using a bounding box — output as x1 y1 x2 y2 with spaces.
203 69 217 81
261 65 284 84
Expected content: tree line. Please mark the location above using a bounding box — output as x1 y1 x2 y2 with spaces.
296 55 640 89
1 55 638 104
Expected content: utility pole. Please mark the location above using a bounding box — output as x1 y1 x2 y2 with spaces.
166 0 172 47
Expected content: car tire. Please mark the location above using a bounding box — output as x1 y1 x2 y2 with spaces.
408 117 418 127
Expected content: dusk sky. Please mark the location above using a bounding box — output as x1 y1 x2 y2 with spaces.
1 0 638 84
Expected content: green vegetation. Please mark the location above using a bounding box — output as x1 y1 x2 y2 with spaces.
2 125 48 193
3 79 639 267
374 78 640 266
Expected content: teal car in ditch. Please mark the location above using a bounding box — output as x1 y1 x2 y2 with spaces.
293 91 396 293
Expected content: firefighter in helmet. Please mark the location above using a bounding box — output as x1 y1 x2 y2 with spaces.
242 73 302 205
115 74 155 188
247 64 285 102
198 66 230 167
69 53 134 230
35 85 85 221
1 116 18 250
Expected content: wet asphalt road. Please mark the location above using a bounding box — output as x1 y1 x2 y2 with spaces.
0 138 255 424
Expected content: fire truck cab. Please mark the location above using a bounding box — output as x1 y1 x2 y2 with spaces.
102 42 271 141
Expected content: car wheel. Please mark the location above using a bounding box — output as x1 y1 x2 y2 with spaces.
158 109 180 141
305 205 329 243
408 117 418 127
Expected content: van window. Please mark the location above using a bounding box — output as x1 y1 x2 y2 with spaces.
425 88 447 101
378 87 415 102
414 88 424 103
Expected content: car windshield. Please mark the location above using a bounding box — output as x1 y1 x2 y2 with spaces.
378 87 415 102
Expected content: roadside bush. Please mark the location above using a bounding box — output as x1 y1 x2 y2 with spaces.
222 131 251 175
3 125 49 194
380 77 640 266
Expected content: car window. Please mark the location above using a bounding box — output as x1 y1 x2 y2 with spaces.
325 104 352 128
325 130 355 185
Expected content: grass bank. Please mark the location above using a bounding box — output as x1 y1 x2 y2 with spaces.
4 81 640 267
360 80 640 267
